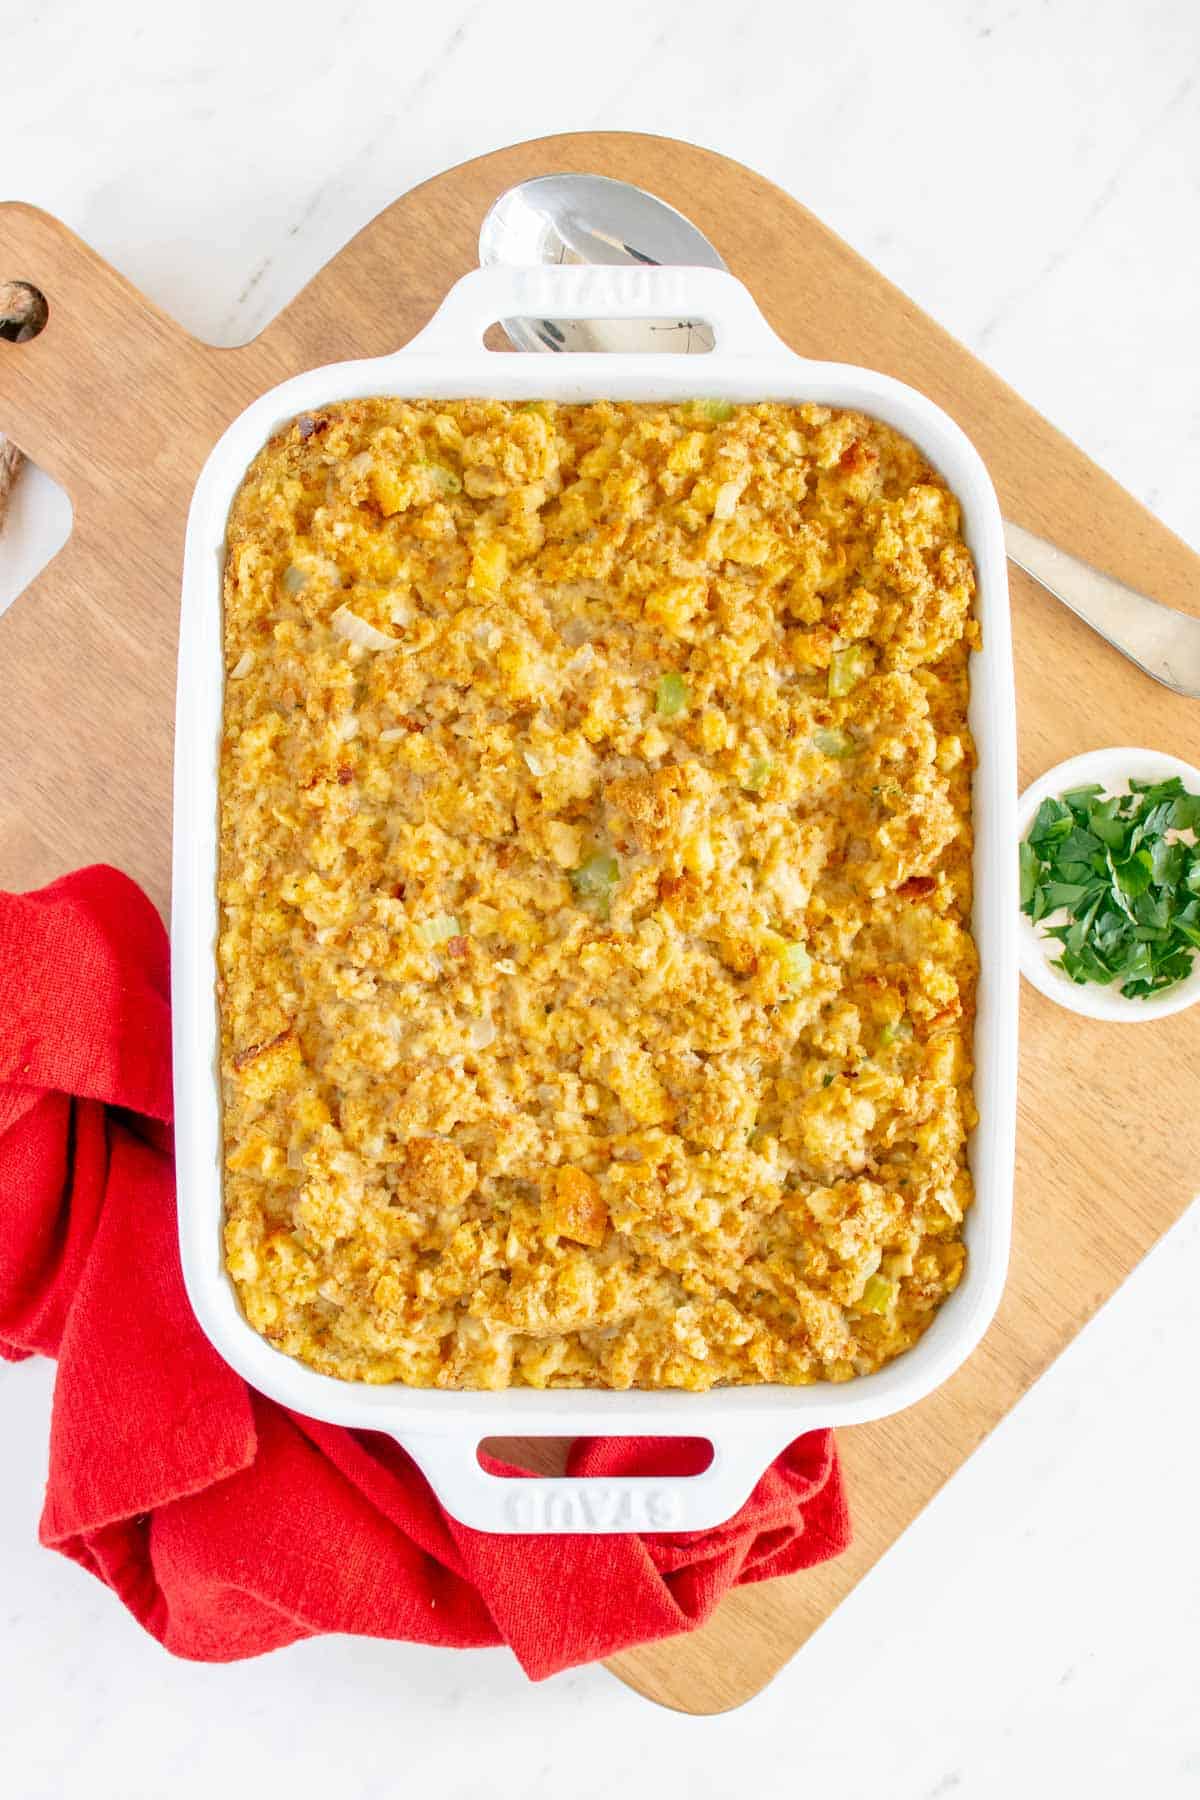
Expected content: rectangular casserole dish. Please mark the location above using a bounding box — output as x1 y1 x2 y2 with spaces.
173 264 1017 1533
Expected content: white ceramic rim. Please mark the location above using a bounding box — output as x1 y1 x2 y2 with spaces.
172 264 1018 1533
1018 746 1200 1022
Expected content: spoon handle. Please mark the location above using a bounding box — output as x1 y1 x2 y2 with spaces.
1003 519 1200 699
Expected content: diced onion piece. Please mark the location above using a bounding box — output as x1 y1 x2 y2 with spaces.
546 821 582 868
337 714 360 741
655 672 689 718
417 913 461 945
229 648 255 679
523 749 548 778
712 480 741 520
378 727 407 743
468 1015 497 1050
331 604 396 650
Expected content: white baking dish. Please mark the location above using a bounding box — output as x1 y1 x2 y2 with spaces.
173 265 1017 1534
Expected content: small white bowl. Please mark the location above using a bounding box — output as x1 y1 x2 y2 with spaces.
1018 747 1200 1022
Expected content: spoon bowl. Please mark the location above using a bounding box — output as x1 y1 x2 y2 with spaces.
479 173 727 355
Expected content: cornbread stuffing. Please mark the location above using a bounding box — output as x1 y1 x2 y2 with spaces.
218 397 979 1389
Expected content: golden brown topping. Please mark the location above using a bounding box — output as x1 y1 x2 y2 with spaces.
545 1166 608 1247
218 397 977 1391
396 1138 477 1210
232 1024 294 1072
604 764 712 858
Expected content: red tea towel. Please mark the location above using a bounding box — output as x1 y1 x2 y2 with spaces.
0 866 850 1679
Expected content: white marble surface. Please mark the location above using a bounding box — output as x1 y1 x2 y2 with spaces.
2 0 1199 1792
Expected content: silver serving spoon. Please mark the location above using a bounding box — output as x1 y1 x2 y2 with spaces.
479 173 728 355
480 174 1200 700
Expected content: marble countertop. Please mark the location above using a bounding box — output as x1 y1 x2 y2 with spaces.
2 0 1198 1793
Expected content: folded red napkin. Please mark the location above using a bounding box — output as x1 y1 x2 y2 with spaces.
0 866 850 1679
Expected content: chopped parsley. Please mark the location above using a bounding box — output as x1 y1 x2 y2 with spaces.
1020 777 1200 998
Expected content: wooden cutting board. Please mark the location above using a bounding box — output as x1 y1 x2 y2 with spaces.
2 132 1198 1715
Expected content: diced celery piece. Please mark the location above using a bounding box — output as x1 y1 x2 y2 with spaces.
655 672 689 718
693 398 734 423
569 851 619 917
828 645 870 698
778 941 811 989
417 913 460 945
745 757 772 792
878 1015 913 1049
813 727 857 759
859 1274 895 1314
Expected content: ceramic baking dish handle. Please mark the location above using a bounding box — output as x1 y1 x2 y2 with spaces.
399 264 791 359
396 1428 795 1534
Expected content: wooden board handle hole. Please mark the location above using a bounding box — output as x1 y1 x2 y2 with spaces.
0 282 49 344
